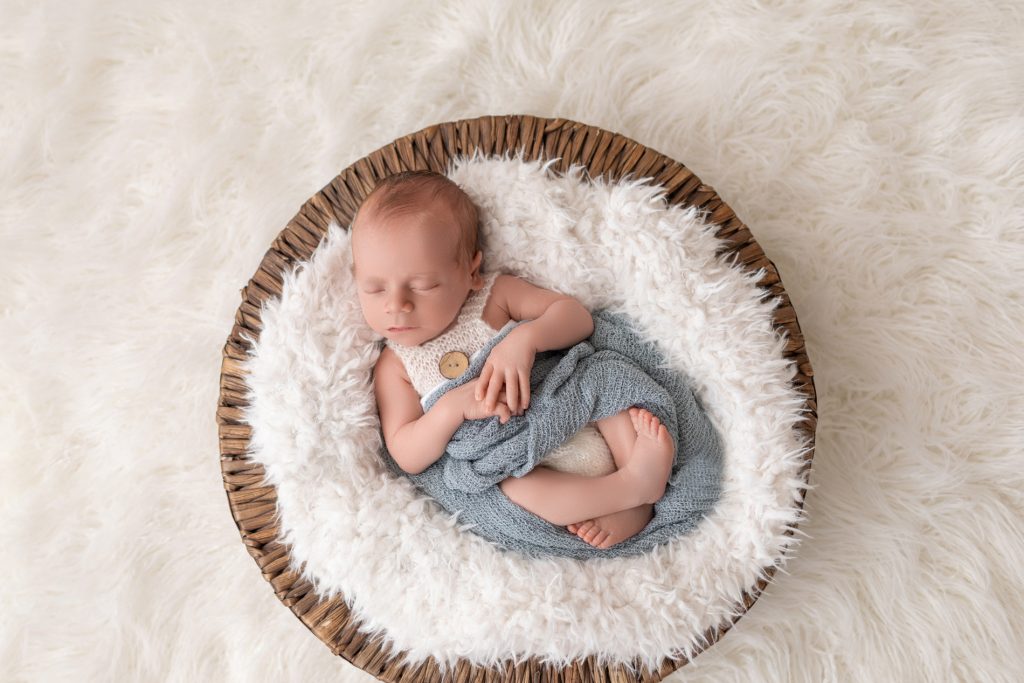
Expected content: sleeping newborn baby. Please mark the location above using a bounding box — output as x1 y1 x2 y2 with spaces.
351 170 676 549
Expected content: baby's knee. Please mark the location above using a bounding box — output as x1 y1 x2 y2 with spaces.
498 467 548 504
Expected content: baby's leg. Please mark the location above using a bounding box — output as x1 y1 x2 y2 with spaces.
498 466 649 526
594 409 639 470
568 408 675 549
498 408 674 528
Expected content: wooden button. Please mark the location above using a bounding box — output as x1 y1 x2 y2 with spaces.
439 351 470 379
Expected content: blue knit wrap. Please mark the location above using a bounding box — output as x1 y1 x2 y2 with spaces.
382 309 724 559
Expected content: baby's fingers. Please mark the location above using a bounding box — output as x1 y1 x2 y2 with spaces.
519 369 530 411
484 372 504 411
475 366 493 400
505 369 519 412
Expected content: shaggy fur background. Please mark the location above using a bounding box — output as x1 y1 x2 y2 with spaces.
2 1 1022 681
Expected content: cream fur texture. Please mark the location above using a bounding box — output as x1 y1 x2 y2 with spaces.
3 1 1023 681
243 155 810 671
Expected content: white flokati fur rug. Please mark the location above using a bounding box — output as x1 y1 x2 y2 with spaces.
3 1 1023 681
243 155 810 671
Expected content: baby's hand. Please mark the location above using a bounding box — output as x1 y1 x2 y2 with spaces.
476 328 536 413
455 380 521 425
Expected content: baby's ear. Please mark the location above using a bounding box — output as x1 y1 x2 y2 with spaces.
469 250 484 287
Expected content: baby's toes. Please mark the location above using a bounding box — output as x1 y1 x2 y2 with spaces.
648 415 662 434
577 521 600 542
566 523 579 533
657 424 672 445
641 411 661 436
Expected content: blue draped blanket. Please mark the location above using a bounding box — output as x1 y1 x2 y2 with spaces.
381 309 723 560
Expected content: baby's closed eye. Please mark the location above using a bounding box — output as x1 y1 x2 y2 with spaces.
362 285 438 294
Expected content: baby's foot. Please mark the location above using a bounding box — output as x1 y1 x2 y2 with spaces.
620 408 674 504
567 504 654 549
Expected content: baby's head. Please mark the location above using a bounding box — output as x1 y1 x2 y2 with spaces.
350 170 484 346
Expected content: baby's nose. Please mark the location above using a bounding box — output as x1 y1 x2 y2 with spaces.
386 295 413 313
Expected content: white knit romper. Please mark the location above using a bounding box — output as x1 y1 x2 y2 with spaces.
383 270 618 477
384 271 509 407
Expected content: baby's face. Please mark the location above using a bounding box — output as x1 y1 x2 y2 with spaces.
351 199 481 346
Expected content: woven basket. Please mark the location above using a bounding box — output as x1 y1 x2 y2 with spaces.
217 114 817 682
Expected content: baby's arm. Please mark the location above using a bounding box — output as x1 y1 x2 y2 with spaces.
477 275 595 412
497 274 594 353
373 348 514 475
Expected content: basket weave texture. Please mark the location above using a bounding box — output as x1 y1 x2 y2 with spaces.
217 114 817 682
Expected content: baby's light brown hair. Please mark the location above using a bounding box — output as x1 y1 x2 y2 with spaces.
351 170 480 269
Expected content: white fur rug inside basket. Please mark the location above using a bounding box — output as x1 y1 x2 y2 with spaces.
242 155 811 671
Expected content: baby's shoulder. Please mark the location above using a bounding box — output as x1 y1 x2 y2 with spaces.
488 272 533 308
489 273 577 321
490 272 521 290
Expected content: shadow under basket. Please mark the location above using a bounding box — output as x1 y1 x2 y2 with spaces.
217 114 817 682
